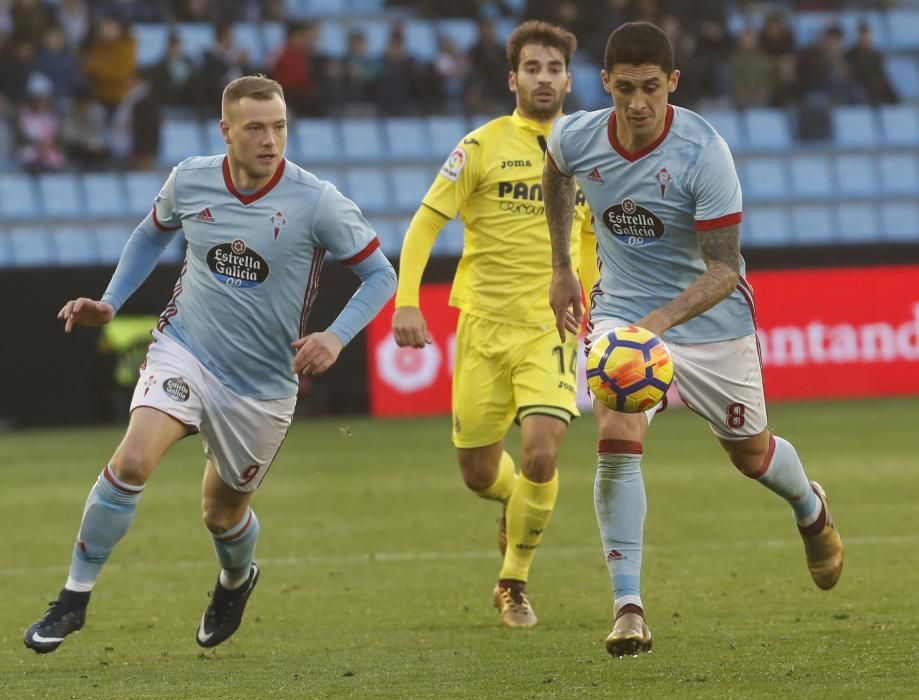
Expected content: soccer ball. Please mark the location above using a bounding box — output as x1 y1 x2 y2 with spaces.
586 326 674 412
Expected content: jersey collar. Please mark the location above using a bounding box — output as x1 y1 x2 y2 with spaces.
608 104 674 162
222 156 286 205
511 109 554 136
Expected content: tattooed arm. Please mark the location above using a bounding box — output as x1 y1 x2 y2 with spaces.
637 224 741 336
543 163 582 341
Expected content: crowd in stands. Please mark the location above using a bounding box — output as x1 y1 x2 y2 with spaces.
0 0 908 174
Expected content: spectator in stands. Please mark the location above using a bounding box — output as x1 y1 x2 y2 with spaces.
199 24 252 115
149 32 197 107
110 70 161 170
377 27 419 116
0 35 37 105
758 10 797 107
82 15 137 112
797 25 866 105
60 85 111 169
659 14 697 107
432 34 468 113
690 17 733 104
729 27 772 109
15 72 65 172
466 18 511 114
269 21 322 117
343 30 381 109
10 0 52 45
846 21 898 105
56 0 90 50
34 24 82 100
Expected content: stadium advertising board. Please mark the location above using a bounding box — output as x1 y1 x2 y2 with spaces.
367 265 919 416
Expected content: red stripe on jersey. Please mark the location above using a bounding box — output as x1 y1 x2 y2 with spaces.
157 261 187 332
608 105 674 162
222 156 286 205
695 212 742 231
341 237 381 266
736 280 757 328
598 439 644 455
152 207 181 231
546 152 571 177
299 248 327 337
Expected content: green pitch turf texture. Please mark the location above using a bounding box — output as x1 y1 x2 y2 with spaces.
1 398 916 699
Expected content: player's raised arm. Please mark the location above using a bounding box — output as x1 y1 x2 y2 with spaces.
543 160 582 342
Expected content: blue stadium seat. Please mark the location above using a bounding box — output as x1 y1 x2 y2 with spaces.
835 10 888 47
742 207 792 247
880 201 919 242
38 173 81 219
404 20 438 61
233 23 265 67
0 174 39 219
831 106 879 148
437 18 480 52
791 12 835 47
134 23 169 67
159 120 205 166
345 167 390 213
261 22 286 62
790 205 835 245
702 110 745 153
884 57 919 100
53 226 98 266
352 19 390 56
391 166 433 211
384 117 431 160
286 0 348 17
879 105 919 146
10 227 53 266
570 61 607 111
82 173 127 217
885 9 919 50
743 108 791 150
741 158 788 201
366 216 400 257
788 156 834 199
833 154 878 197
176 23 217 63
296 119 341 164
95 224 132 264
835 202 882 243
124 172 164 217
878 153 919 195
340 118 385 161
315 21 346 58
427 116 468 156
204 123 227 155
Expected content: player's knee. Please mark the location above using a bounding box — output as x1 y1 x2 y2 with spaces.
201 501 244 536
721 432 770 477
459 463 496 492
109 449 156 486
519 445 558 482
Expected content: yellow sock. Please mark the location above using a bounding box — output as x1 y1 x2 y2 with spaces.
476 451 517 504
499 471 559 582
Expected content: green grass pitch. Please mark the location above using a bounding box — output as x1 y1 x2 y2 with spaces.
1 398 917 698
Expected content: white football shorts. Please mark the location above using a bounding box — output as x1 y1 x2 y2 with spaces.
130 330 296 492
587 318 767 439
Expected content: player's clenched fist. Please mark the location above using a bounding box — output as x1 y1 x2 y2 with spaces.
391 306 432 349
291 331 344 375
58 298 115 333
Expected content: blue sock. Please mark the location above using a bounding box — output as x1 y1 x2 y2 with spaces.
595 440 646 616
750 435 821 526
213 509 259 588
66 465 144 592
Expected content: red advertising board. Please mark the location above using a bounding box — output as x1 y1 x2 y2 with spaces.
368 266 919 416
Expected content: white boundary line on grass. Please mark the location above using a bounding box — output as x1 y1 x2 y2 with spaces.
3 533 915 577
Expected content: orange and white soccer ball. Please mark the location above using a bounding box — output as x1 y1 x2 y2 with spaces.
586 325 674 412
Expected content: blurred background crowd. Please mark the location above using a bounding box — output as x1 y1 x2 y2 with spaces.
0 0 912 173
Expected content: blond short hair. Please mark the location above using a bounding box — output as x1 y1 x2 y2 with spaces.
221 74 285 113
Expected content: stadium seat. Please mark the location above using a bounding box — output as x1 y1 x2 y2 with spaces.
835 202 882 243
743 108 792 150
204 123 227 155
53 226 98 266
159 120 205 166
351 19 390 56
437 18 480 52
232 23 265 67
880 201 919 242
286 0 348 18
791 12 835 47
82 173 127 217
10 226 53 267
0 174 40 219
877 153 919 195
833 154 878 197
296 119 341 164
124 171 164 217
742 206 792 247
391 166 434 211
260 22 286 62
790 205 835 245
788 156 834 199
831 106 879 148
570 61 607 111
37 173 81 219
340 118 385 161
345 167 390 213
702 110 745 153
175 23 217 63
403 20 438 61
879 105 919 146
427 116 468 156
134 23 169 67
885 9 919 50
315 21 346 58
95 224 132 264
366 216 400 256
884 56 919 100
383 117 431 160
741 158 788 201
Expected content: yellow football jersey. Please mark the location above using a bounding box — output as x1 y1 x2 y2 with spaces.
423 110 594 326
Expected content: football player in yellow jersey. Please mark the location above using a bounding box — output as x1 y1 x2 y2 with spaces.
392 20 597 628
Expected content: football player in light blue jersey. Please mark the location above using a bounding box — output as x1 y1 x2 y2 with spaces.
25 75 396 654
543 23 843 657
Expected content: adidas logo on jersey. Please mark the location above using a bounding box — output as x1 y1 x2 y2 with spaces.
196 208 216 223
587 167 605 183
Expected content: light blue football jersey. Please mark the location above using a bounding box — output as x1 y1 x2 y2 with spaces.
152 156 380 399
547 105 756 344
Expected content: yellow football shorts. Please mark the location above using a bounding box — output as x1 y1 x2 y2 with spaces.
451 311 580 448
